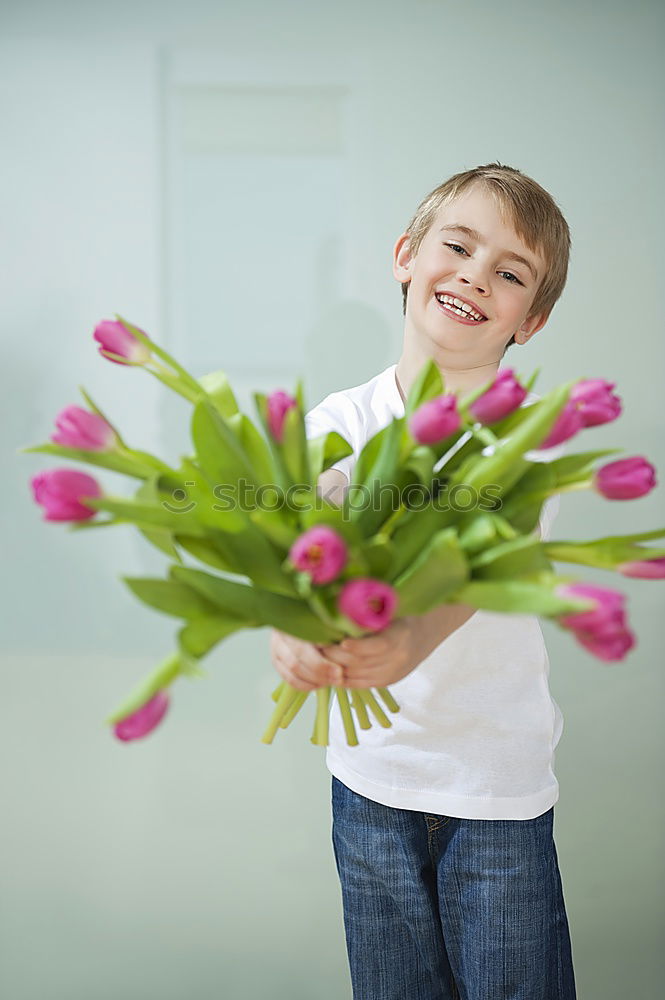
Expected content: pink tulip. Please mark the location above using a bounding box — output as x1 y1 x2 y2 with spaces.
557 583 635 662
289 525 348 584
594 457 657 500
468 369 527 425
558 582 626 631
617 557 665 579
113 690 170 741
31 468 103 521
409 394 461 445
267 390 298 443
573 623 636 661
93 319 152 365
540 400 585 449
338 578 397 632
51 405 118 452
570 379 622 427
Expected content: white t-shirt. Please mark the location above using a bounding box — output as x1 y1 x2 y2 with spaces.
304 362 564 820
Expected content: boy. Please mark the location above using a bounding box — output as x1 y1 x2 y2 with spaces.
269 163 577 999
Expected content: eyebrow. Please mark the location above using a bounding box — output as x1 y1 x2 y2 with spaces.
439 224 539 281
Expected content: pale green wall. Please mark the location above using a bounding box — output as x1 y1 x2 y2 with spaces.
3 1 664 998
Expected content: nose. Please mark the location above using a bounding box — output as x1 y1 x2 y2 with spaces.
456 259 490 295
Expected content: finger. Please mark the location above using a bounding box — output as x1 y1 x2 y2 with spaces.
338 636 391 659
291 649 344 688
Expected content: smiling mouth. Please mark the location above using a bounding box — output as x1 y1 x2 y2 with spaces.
435 294 487 325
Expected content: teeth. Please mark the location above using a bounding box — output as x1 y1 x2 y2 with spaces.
436 294 485 321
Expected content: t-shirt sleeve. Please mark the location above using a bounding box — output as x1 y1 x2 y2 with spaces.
304 394 358 483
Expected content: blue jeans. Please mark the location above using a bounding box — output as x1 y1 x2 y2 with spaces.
331 776 577 1000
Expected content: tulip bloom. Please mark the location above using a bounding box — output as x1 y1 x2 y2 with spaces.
540 400 585 449
409 394 461 445
338 578 397 631
289 525 348 585
267 390 298 443
570 379 622 427
594 457 657 500
557 583 635 661
113 690 170 741
93 319 152 365
468 369 526 425
617 557 665 579
51 405 118 452
31 468 103 522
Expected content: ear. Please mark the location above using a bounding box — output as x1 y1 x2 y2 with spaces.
513 309 550 346
392 233 412 283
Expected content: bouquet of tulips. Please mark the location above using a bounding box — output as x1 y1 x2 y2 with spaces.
23 317 665 747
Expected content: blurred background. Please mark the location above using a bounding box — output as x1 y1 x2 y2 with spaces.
2 1 664 997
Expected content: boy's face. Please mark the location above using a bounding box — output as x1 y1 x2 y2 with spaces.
393 184 549 365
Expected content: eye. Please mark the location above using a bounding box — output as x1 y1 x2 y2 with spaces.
446 243 524 285
499 271 522 285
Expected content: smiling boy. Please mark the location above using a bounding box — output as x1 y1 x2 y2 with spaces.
270 163 577 999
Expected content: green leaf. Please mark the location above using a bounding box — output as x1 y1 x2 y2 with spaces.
404 445 437 484
157 458 247 534
404 359 444 420
84 495 208 536
458 514 500 554
470 535 552 579
451 578 596 616
170 565 343 642
247 507 298 550
198 369 240 419
253 391 293 494
361 534 395 577
178 617 246 658
393 528 469 616
230 412 277 485
544 536 665 570
134 475 181 559
307 430 354 481
104 650 189 724
549 449 622 485
349 417 407 536
387 503 457 580
191 397 254 487
457 373 497 412
281 381 311 484
174 534 237 572
123 576 223 619
20 442 171 480
451 383 574 496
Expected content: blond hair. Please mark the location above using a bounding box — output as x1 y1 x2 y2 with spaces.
400 162 571 348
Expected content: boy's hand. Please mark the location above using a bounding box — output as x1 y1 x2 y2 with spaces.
270 604 475 692
319 615 427 689
269 628 345 692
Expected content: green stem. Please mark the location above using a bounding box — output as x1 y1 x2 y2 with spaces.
271 681 285 703
311 686 331 745
115 314 205 396
376 687 400 714
147 365 201 404
335 687 359 746
307 593 348 639
556 479 593 494
280 690 309 728
358 689 391 728
350 690 371 730
261 683 300 743
471 424 499 449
